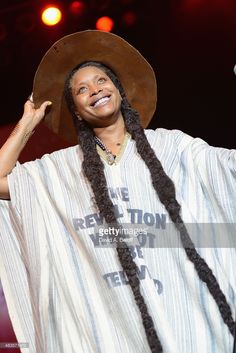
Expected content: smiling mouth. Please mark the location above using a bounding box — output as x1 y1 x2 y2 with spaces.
91 96 111 108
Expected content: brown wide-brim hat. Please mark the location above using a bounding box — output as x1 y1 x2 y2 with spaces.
33 30 157 144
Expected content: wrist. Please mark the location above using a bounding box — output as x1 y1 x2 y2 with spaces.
9 120 35 143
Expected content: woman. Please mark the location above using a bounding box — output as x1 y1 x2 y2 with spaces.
0 30 235 353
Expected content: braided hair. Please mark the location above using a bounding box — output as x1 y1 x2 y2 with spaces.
64 61 235 352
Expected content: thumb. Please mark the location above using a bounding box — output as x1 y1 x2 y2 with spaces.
36 101 53 119
39 101 52 112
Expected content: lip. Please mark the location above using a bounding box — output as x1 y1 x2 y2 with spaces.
90 94 111 107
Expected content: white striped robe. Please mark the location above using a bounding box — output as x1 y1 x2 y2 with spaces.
0 128 236 353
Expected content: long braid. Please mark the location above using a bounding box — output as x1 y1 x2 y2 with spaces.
64 62 163 351
64 61 235 353
76 118 162 353
122 97 235 336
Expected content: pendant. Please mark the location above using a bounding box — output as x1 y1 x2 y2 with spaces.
107 152 116 165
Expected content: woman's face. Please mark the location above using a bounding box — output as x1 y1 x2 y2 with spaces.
70 65 123 128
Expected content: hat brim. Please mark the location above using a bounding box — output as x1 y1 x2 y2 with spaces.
33 30 157 144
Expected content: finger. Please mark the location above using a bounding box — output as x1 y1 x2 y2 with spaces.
34 101 52 121
38 101 52 114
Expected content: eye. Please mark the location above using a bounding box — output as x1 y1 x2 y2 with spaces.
78 86 87 94
98 77 106 84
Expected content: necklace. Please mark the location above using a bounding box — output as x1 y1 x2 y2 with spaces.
94 136 116 165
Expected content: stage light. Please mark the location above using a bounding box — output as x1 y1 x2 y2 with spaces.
122 11 137 26
96 16 114 32
69 1 86 16
41 6 62 26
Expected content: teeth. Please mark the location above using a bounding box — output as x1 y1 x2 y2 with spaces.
94 97 110 107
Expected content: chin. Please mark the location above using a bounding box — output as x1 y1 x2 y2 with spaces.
90 116 119 128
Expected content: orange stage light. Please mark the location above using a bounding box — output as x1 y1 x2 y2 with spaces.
96 16 114 32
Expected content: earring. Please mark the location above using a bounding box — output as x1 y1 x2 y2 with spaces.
77 115 82 121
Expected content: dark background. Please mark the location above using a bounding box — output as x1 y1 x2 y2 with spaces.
0 0 235 152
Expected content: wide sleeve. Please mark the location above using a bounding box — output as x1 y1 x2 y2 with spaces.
0 160 48 353
0 177 37 353
155 129 236 304
170 129 236 223
7 161 37 217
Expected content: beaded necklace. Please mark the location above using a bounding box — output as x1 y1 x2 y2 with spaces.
94 136 116 165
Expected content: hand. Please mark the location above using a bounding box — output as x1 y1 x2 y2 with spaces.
19 99 52 134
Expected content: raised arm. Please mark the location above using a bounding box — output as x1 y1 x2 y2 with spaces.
0 99 52 200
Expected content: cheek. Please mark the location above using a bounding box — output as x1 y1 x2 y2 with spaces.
113 88 122 102
73 96 86 113
117 93 122 106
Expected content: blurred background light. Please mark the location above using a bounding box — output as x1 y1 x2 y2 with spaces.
69 1 86 16
41 6 62 26
96 16 114 31
122 11 137 26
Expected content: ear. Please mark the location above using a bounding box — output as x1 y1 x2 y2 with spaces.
75 111 83 121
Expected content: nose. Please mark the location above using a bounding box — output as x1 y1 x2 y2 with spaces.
90 84 102 96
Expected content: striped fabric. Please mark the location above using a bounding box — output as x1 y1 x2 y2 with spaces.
0 128 235 353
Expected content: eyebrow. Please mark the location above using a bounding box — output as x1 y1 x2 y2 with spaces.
76 74 103 87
